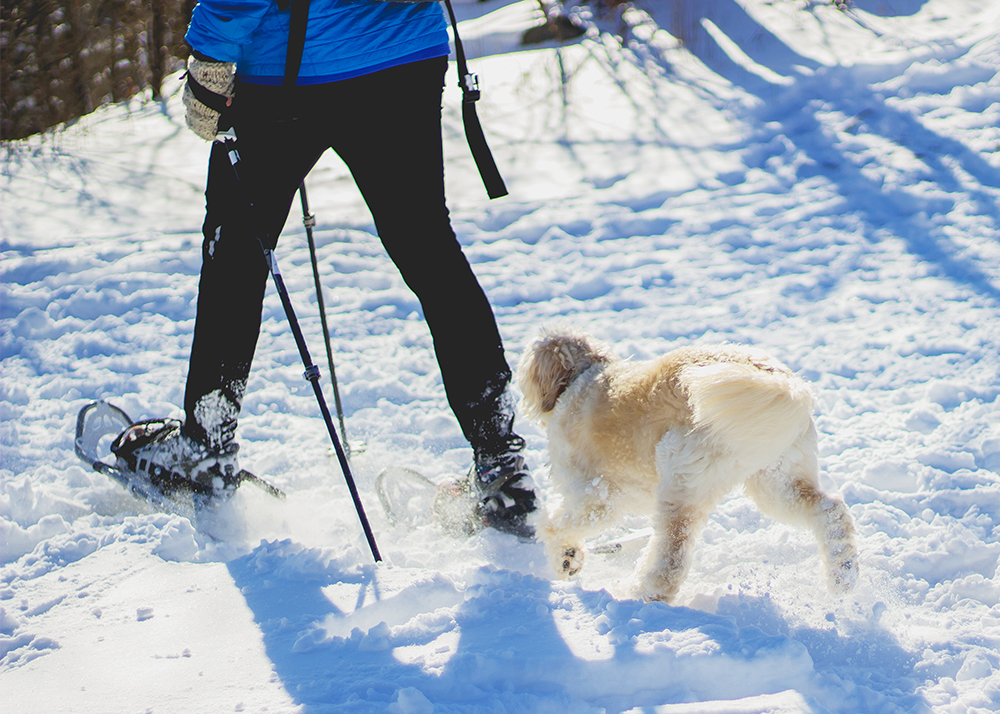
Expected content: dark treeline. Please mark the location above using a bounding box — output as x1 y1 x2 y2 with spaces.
1 0 196 140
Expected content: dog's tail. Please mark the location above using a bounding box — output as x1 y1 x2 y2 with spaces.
681 361 815 471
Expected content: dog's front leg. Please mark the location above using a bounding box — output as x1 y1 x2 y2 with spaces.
630 430 728 602
540 496 616 578
632 502 711 603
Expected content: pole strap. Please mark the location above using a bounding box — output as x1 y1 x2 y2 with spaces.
279 0 507 199
442 0 508 199
186 71 229 115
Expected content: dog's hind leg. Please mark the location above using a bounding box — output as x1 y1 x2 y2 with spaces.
745 426 859 594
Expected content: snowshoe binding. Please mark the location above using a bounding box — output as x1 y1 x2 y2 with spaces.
111 417 244 501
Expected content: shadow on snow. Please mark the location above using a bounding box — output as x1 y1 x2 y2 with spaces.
227 539 927 713
642 0 1000 302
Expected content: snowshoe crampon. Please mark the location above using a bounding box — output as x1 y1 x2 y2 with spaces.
74 401 284 512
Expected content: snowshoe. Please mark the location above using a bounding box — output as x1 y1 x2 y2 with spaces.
374 466 440 530
75 401 284 513
373 459 651 554
375 459 536 540
375 464 484 536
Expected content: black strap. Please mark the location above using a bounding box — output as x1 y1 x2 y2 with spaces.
442 0 508 199
284 0 311 87
186 72 229 115
277 0 507 200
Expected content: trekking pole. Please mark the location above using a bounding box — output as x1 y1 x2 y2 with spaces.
299 181 350 456
218 131 381 563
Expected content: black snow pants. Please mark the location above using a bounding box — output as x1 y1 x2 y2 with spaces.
183 56 514 453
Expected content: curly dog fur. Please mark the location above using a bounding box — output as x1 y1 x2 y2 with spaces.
517 326 858 603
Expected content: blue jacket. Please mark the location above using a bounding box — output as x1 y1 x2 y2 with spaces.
185 0 450 85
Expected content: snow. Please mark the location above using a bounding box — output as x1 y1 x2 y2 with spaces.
2 0 1000 711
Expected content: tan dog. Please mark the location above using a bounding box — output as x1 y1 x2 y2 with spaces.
517 326 858 603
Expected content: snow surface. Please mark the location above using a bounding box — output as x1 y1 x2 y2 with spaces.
3 0 1000 711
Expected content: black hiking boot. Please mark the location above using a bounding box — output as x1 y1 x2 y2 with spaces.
432 435 537 539
111 418 241 499
473 436 537 539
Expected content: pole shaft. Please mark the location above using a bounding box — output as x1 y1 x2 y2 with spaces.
300 183 350 453
222 137 381 562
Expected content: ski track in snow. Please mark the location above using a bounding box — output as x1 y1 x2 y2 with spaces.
2 0 1000 712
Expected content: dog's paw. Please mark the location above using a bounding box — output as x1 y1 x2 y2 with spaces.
553 545 585 578
627 567 681 604
821 512 859 595
827 542 859 594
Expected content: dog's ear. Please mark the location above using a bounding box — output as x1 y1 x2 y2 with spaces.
541 342 577 414
518 329 608 420
517 338 571 419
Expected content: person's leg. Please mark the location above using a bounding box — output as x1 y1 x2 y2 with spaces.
115 86 330 491
183 84 328 449
328 58 535 533
329 58 516 455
